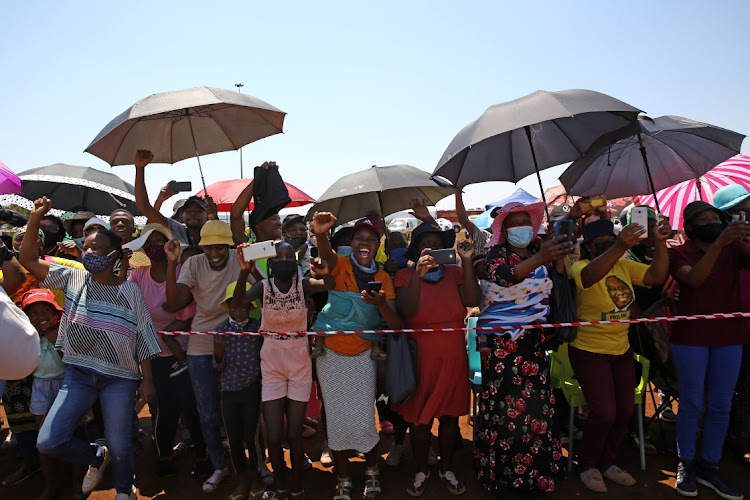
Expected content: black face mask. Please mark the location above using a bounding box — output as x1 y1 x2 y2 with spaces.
271 260 298 281
593 240 616 258
285 236 307 251
690 222 724 243
41 229 58 247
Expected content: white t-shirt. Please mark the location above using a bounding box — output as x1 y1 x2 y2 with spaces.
177 253 254 356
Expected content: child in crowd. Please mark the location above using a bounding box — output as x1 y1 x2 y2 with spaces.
213 282 265 500
234 241 333 499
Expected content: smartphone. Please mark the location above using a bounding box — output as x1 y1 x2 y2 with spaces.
732 214 741 222
630 207 649 239
169 181 193 192
555 220 575 245
241 241 277 261
580 194 607 214
427 248 456 265
366 281 382 295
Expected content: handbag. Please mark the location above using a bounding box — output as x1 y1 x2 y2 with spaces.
384 333 417 405
548 268 578 343
0 285 40 380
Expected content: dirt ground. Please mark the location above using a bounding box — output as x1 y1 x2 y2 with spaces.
2 393 750 500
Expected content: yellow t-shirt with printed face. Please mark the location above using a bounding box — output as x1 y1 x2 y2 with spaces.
568 258 649 355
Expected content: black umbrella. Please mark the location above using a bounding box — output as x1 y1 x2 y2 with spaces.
559 115 745 212
433 89 642 217
19 164 140 215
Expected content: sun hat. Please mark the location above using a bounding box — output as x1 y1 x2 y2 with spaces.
63 211 96 234
352 216 382 238
199 220 234 246
683 200 726 227
713 184 750 211
549 204 572 223
21 288 62 312
487 202 546 247
83 217 109 232
582 219 616 244
406 222 456 260
221 281 253 309
282 214 305 232
123 223 174 267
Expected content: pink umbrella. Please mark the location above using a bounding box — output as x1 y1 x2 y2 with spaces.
0 162 22 195
634 154 750 229
195 178 315 212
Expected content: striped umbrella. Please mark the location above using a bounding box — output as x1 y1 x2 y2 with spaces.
634 154 750 229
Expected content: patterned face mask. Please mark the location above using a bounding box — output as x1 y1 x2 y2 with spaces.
82 250 115 274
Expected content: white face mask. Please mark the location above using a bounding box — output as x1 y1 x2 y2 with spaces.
506 226 534 248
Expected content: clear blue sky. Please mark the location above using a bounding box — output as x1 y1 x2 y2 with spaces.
1 0 748 215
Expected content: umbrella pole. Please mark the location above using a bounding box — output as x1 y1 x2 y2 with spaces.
185 109 209 196
525 126 551 221
637 133 662 214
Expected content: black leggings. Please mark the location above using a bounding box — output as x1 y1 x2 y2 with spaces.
221 380 262 475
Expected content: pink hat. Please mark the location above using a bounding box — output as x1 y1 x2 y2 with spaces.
487 202 546 247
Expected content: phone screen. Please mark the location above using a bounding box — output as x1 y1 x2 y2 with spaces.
555 220 574 243
366 281 382 294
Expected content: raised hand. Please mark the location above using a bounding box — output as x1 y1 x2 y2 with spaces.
616 223 646 250
135 150 154 168
457 239 475 260
235 245 256 273
654 215 673 243
715 220 750 248
204 195 218 220
31 197 52 220
158 182 178 201
538 235 573 263
310 257 329 276
164 239 182 263
311 212 337 236
409 198 433 222
415 248 438 278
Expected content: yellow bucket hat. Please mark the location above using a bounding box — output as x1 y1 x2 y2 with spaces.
221 281 253 309
199 220 234 247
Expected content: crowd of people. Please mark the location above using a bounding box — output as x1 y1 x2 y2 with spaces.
1 151 750 500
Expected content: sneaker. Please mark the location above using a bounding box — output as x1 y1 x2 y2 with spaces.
320 443 334 466
191 459 212 479
156 458 177 477
696 463 743 500
676 461 697 497
427 447 439 466
82 445 111 494
439 470 466 495
114 484 137 500
660 408 677 423
407 471 430 497
386 443 406 467
602 465 636 486
169 361 188 378
580 468 607 493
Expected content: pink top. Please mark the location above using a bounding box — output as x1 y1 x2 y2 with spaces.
259 277 308 340
129 266 196 356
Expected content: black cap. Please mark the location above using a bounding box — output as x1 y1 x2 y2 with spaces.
582 219 615 244
683 201 725 226
183 196 206 211
282 214 305 232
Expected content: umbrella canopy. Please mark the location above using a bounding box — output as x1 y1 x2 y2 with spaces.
433 89 641 191
18 164 139 215
0 162 22 195
304 164 459 224
195 178 315 212
560 115 745 204
633 155 750 230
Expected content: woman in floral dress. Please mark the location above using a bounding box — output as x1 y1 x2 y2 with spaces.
474 202 571 497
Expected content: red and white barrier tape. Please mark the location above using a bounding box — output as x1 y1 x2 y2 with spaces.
158 312 750 336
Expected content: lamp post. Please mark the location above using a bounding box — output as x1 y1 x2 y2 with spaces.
235 83 244 178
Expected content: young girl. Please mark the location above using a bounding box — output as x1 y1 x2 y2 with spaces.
233 241 333 500
213 281 264 500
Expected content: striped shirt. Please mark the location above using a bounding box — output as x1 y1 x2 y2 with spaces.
41 264 161 380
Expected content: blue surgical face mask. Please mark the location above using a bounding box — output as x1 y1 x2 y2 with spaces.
506 226 534 248
82 250 116 274
422 265 445 284
337 245 353 257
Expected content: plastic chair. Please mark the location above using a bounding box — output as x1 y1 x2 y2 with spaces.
548 343 650 471
466 317 482 434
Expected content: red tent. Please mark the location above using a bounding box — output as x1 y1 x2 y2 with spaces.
195 178 315 212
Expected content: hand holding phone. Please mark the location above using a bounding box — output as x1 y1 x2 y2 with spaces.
630 207 649 239
554 220 575 245
426 248 456 265
365 281 382 295
169 181 193 193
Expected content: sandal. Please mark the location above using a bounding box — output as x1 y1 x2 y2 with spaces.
439 470 466 495
2 463 40 487
407 471 430 497
363 465 381 498
203 468 229 494
333 475 353 500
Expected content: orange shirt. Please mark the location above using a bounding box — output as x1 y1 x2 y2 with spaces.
325 254 395 355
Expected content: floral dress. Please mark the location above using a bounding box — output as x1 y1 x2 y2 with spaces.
475 244 563 495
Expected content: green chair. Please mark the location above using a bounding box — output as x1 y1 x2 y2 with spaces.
548 343 650 471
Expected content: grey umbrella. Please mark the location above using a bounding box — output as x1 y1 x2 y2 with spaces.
304 164 458 225
85 86 286 193
559 115 745 212
432 89 642 217
19 163 139 215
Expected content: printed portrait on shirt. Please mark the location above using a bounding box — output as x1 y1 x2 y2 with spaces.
601 275 635 320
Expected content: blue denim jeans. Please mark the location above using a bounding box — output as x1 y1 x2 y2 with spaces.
37 365 139 494
187 355 225 471
671 343 742 463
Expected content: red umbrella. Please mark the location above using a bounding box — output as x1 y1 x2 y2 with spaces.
195 178 315 212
